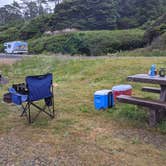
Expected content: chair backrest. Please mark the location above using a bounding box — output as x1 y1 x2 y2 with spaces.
26 73 52 101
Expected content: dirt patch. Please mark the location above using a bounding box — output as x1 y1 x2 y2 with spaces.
0 110 166 166
0 58 19 65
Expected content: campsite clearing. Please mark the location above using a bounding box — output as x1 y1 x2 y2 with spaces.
0 55 166 165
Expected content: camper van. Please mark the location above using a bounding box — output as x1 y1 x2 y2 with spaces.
4 41 28 54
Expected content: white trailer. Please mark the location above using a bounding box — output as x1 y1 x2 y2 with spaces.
4 41 28 54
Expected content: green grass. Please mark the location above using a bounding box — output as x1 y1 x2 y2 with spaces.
0 55 166 165
52 119 77 135
111 104 148 123
0 55 166 133
119 48 166 57
0 103 10 118
157 121 166 134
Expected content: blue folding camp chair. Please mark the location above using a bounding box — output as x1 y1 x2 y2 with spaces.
9 73 55 123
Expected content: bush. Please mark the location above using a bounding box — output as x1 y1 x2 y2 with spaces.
0 43 3 52
29 29 145 56
19 15 52 40
0 27 20 43
144 14 166 44
149 32 166 50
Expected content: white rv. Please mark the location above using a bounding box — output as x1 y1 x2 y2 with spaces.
4 41 28 54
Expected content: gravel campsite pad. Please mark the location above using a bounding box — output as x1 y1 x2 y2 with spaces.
0 110 165 166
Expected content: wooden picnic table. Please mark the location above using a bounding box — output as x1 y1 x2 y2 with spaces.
127 74 166 126
128 74 166 101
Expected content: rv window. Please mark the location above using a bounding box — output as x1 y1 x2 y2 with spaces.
8 44 11 48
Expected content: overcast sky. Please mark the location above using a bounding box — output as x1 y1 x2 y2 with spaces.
0 0 54 8
0 0 21 7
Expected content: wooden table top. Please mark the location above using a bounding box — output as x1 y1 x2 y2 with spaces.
127 74 166 85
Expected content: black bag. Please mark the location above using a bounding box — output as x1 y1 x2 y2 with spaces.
3 93 12 103
12 83 28 94
45 97 52 106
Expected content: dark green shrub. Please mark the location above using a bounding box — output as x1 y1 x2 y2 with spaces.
0 27 20 43
144 13 166 44
19 15 51 40
0 43 3 52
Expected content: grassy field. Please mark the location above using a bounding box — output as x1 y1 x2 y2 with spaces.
0 55 166 165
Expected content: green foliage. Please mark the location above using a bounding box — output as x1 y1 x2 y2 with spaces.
29 29 145 55
119 49 166 57
0 0 165 46
49 0 119 30
0 0 165 53
0 43 3 52
112 105 148 124
144 13 166 44
0 21 25 43
48 0 166 30
157 120 166 134
149 32 166 50
0 27 20 43
19 14 52 40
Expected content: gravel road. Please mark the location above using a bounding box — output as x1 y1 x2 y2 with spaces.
0 54 30 65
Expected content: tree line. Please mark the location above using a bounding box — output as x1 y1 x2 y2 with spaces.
0 0 63 25
1 0 165 28
0 0 165 34
49 0 166 30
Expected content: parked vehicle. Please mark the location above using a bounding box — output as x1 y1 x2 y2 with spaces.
4 41 28 54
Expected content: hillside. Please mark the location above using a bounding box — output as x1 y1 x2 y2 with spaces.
1 0 165 40
19 0 166 39
0 0 165 55
28 29 145 55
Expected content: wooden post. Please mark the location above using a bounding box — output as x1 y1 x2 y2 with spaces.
149 109 159 127
159 85 166 120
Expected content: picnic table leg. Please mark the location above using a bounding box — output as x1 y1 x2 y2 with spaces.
149 85 166 126
149 109 159 127
159 85 166 120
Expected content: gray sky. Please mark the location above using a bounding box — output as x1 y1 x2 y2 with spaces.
0 0 54 9
0 0 21 7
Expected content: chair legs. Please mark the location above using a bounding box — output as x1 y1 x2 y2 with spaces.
20 100 55 123
28 103 31 123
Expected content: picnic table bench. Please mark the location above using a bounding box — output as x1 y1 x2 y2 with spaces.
117 74 166 126
117 95 166 110
142 87 161 93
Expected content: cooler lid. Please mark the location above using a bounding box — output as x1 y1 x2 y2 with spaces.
94 89 112 95
112 85 132 91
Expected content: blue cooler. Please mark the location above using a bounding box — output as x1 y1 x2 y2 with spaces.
94 90 114 110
